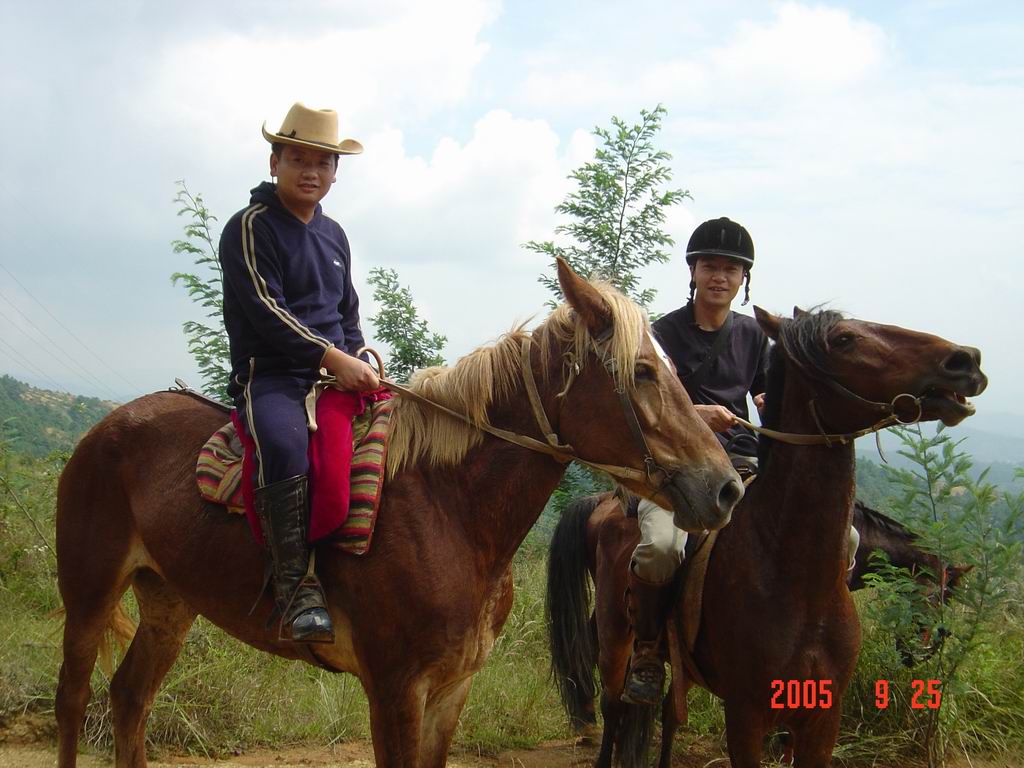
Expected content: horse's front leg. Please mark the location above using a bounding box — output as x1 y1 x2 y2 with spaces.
365 675 428 768
790 709 842 768
723 700 768 768
418 677 474 768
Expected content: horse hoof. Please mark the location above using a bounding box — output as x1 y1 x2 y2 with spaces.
290 608 335 644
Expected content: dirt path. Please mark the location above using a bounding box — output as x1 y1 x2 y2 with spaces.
5 741 1022 768
0 715 599 768
1 715 1018 768
0 740 598 768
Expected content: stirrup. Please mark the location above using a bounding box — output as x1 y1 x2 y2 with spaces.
621 655 665 706
277 553 334 644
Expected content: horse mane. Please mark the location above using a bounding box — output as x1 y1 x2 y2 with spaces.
385 282 649 479
757 307 845 468
853 500 917 542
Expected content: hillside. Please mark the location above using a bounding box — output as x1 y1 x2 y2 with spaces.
0 375 117 457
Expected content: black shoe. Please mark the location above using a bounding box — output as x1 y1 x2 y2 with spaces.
290 606 335 644
254 475 335 645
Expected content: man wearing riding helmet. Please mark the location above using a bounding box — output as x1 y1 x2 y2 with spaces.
622 216 769 705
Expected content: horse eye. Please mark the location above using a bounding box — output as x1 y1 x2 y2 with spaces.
634 364 655 381
830 333 854 348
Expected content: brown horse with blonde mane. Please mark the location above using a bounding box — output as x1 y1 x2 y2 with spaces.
546 306 986 768
54 260 743 768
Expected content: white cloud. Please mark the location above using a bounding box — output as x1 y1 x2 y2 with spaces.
142 0 498 161
710 2 888 91
2 0 1022 421
514 3 888 112
336 111 596 364
343 110 583 266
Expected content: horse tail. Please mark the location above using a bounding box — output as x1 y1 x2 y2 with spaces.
616 701 655 768
545 494 601 731
98 602 137 675
52 601 137 676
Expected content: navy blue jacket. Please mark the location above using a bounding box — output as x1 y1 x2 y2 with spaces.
653 304 769 456
219 182 365 398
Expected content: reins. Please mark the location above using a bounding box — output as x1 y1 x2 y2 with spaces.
731 328 926 447
364 336 669 487
733 391 922 448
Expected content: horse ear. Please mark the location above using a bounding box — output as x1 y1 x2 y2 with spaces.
557 257 611 335
753 305 781 341
793 306 809 318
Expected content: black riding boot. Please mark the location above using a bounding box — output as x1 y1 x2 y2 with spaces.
253 475 335 644
621 568 673 706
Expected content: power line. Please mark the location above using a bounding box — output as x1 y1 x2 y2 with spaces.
0 260 142 395
0 299 121 400
0 179 145 395
0 334 66 392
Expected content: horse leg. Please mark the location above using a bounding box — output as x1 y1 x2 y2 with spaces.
593 620 633 768
658 684 680 768
790 712 842 768
365 676 428 767
595 689 624 768
109 569 197 768
417 677 473 768
56 589 128 768
56 515 139 768
722 702 768 768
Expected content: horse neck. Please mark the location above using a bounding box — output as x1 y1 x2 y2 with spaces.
442 374 570 577
755 367 857 594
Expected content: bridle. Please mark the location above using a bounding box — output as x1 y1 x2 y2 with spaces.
366 323 680 491
732 339 924 448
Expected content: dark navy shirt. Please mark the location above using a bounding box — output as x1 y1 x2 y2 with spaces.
652 304 769 455
219 182 365 398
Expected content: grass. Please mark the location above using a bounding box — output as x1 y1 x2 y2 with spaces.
1 453 1022 764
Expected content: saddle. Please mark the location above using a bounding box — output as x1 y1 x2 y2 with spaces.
196 389 394 555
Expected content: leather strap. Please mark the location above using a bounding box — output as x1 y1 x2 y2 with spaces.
682 307 734 398
519 337 570 452
732 413 902 446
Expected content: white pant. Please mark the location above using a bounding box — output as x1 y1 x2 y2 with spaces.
632 499 862 581
632 499 688 583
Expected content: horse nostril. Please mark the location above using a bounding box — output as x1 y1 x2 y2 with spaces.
718 477 744 512
942 348 977 374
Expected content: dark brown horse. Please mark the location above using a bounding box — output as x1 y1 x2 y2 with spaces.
849 500 970 597
849 500 971 668
54 260 744 768
546 307 987 768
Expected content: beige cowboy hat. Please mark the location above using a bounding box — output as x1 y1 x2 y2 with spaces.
262 102 363 155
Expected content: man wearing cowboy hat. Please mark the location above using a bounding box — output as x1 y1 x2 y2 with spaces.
621 216 770 705
219 102 379 645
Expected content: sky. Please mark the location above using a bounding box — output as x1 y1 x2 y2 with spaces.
1 1 1022 422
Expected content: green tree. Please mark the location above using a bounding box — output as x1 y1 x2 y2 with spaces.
366 268 447 383
170 181 231 401
863 425 1024 767
524 104 690 309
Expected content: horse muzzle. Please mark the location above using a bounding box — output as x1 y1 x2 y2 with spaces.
912 348 988 427
660 462 744 533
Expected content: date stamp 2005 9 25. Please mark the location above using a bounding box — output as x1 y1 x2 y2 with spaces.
769 679 942 710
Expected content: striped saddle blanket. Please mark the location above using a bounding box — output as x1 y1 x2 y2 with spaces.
196 395 394 555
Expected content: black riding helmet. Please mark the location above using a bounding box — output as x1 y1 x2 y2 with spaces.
685 217 754 268
686 217 754 305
